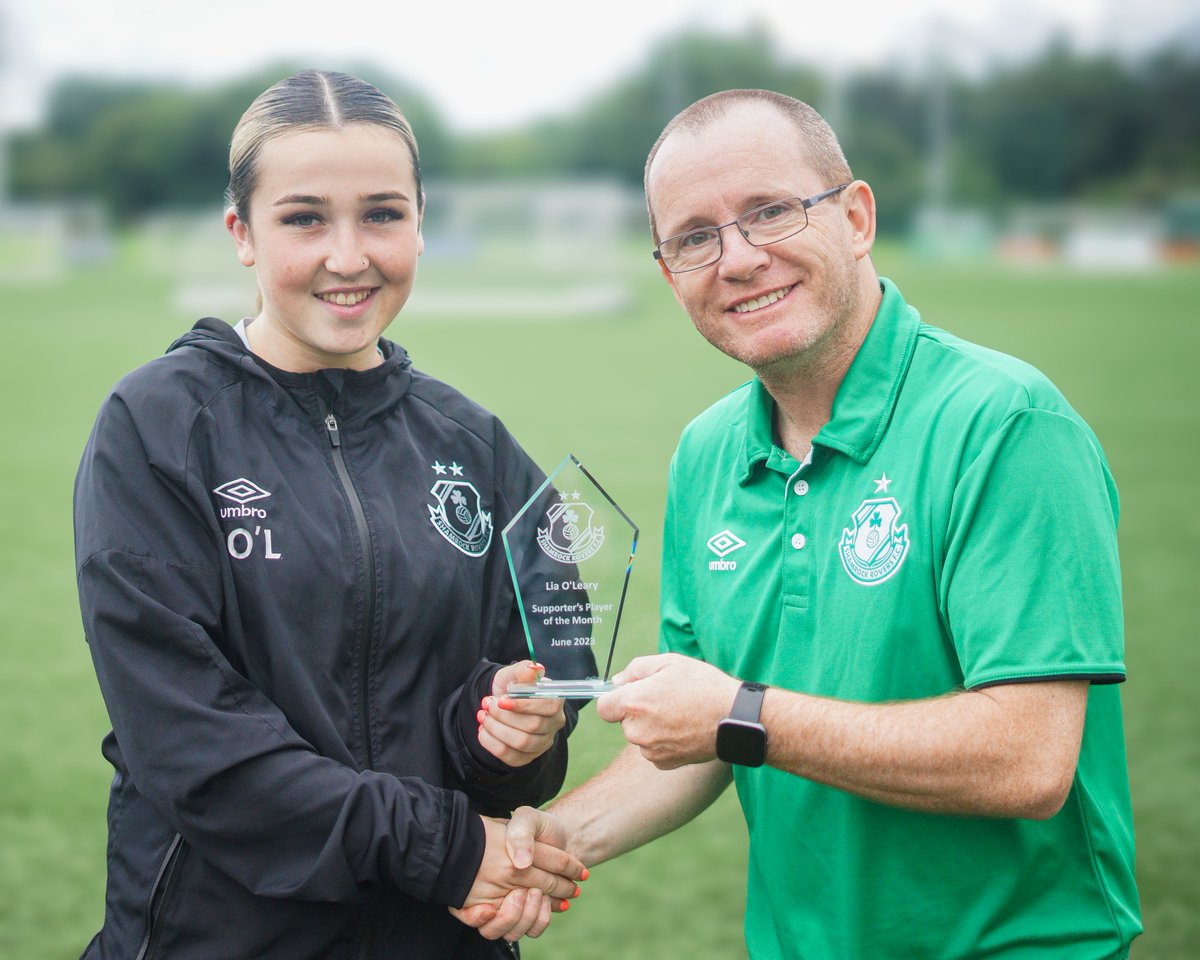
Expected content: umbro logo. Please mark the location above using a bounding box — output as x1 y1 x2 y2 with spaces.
213 478 272 505
212 478 281 561
707 529 745 571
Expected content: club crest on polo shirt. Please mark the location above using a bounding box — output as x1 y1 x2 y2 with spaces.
839 497 909 585
428 461 493 557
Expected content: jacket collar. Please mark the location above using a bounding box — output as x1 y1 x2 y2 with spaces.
169 317 414 426
738 277 920 483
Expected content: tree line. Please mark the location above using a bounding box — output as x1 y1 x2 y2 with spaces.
8 28 1199 233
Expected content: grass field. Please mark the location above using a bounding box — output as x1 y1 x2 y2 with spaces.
0 233 1196 959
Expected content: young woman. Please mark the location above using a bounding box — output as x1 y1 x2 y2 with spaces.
74 70 585 960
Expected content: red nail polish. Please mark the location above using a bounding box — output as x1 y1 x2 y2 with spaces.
572 886 581 898
580 868 590 882
559 900 570 911
498 697 514 710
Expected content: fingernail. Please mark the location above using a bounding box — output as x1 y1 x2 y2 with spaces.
572 886 581 898
481 697 491 710
476 710 486 724
580 868 590 882
559 900 570 911
498 698 515 710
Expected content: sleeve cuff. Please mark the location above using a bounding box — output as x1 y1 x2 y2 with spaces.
429 797 485 908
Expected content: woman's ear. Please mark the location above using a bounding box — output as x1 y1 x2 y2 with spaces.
225 206 255 267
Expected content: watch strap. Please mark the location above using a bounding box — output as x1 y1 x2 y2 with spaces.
728 681 767 723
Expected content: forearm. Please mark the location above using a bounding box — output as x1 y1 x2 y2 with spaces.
760 680 1087 819
549 744 731 865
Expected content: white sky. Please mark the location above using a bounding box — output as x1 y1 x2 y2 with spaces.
2 0 1197 132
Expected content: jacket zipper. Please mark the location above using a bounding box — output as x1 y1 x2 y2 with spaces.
322 409 378 771
323 408 381 960
135 833 186 960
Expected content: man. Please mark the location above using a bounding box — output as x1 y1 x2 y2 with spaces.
470 89 1141 958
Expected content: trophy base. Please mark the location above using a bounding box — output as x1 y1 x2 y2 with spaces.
506 679 616 699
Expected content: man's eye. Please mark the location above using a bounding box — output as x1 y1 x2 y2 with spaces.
753 203 791 223
679 230 716 249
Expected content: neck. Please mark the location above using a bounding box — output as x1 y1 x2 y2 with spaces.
755 274 882 460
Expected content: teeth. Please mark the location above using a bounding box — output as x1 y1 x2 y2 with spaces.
319 290 370 306
733 285 793 314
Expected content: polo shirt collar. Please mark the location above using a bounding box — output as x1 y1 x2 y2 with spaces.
737 277 920 483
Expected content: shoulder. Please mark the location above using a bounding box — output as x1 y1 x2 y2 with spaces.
109 338 240 421
675 379 755 456
911 323 1075 419
405 367 516 452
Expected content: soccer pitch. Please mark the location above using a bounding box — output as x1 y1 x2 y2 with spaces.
1 236 1195 959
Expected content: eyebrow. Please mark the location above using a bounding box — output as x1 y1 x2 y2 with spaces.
272 191 413 207
664 193 797 236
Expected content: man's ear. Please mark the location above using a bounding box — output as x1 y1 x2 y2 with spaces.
225 206 255 267
843 181 877 262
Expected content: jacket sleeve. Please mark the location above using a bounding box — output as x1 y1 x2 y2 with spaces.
75 388 484 908
435 420 583 815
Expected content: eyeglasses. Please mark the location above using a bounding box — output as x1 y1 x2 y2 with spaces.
653 183 851 274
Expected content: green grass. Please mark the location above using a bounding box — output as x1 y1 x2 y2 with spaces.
1 235 1195 958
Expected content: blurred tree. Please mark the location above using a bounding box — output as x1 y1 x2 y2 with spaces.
8 64 450 219
840 75 927 233
6 31 1198 226
453 26 824 184
963 40 1149 200
1139 47 1200 193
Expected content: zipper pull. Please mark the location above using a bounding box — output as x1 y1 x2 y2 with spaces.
324 412 342 448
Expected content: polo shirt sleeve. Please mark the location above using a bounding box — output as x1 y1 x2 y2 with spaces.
941 407 1126 688
659 457 703 660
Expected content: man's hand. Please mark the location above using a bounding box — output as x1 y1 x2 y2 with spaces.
450 811 583 940
598 654 740 769
477 662 566 767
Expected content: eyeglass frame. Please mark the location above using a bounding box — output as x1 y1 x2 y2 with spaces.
652 183 852 274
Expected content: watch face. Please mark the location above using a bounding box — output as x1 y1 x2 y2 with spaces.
717 719 767 767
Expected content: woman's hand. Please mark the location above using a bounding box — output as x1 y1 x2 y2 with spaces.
477 662 567 767
449 814 584 940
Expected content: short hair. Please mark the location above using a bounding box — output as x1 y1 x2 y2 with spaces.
227 70 423 221
644 89 852 242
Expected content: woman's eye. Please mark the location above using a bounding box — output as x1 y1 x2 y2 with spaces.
365 209 403 224
283 213 321 227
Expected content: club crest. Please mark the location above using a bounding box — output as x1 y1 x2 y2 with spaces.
839 497 910 585
537 497 606 564
429 480 493 557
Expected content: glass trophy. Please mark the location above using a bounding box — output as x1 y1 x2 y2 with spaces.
502 454 638 699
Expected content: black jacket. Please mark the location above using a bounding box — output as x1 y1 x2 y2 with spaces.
74 319 588 959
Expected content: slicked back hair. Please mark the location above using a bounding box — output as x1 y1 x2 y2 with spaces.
644 89 852 243
227 70 423 221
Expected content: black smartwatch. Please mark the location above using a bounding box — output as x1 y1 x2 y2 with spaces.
716 681 769 767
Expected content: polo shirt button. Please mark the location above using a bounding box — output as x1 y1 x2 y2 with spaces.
791 533 807 550
793 480 809 496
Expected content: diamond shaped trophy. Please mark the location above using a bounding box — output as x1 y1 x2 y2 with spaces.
502 454 638 698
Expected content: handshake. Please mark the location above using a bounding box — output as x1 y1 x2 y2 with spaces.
448 653 741 943
452 806 580 942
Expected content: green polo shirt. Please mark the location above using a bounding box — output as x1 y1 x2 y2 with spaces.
660 279 1140 959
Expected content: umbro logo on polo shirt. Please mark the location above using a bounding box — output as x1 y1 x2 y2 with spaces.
707 529 745 571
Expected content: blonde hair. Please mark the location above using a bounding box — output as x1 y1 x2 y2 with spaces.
226 70 423 221
644 89 852 242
